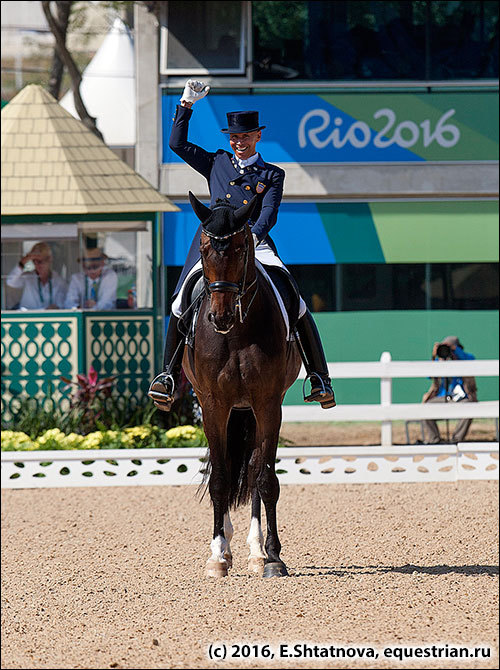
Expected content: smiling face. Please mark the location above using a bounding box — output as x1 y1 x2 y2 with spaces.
229 130 261 161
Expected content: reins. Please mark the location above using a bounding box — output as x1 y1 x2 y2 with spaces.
201 225 258 324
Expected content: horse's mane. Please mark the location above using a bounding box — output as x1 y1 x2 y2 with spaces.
203 199 243 252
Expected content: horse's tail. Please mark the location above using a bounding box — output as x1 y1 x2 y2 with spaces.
226 408 257 509
197 408 258 509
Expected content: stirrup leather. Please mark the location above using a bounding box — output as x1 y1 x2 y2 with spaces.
148 372 176 409
303 372 336 409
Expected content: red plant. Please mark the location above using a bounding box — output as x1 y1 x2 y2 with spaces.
61 367 116 430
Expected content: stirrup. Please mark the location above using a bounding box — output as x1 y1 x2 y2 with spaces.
303 373 336 409
148 372 175 411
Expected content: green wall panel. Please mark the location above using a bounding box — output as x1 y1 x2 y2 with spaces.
370 201 499 263
284 310 499 406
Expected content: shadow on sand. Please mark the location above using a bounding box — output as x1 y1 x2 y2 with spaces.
294 563 499 577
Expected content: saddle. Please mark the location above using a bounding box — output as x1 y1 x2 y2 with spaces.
179 266 300 347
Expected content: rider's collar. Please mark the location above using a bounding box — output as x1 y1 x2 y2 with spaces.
233 153 259 169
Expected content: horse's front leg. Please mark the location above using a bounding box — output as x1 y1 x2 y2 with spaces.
204 418 231 578
247 488 266 575
255 402 288 578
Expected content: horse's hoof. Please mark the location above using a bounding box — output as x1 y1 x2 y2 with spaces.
205 559 229 578
262 561 288 578
248 557 265 575
223 552 233 569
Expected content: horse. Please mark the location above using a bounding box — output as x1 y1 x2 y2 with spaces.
182 192 301 578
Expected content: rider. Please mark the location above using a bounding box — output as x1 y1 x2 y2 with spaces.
149 79 335 412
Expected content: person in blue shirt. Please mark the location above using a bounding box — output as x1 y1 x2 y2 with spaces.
422 335 478 443
149 79 335 412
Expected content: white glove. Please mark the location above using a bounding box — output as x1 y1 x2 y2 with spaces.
181 79 210 105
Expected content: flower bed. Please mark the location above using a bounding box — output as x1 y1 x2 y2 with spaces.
1 425 207 452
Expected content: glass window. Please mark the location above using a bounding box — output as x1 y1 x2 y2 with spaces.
1 224 151 311
161 1 246 74
431 1 499 79
164 262 498 313
252 0 498 81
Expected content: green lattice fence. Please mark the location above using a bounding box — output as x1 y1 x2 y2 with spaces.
86 314 155 405
1 315 79 422
2 311 156 424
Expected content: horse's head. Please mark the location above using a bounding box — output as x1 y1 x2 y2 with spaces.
189 191 258 334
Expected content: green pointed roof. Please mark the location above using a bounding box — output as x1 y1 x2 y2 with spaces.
1 84 178 216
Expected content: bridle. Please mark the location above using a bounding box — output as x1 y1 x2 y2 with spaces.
201 223 258 324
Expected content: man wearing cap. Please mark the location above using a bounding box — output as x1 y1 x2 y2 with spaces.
422 336 478 443
149 79 335 412
64 247 118 311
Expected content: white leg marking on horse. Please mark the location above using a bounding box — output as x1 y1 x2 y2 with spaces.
210 535 229 563
247 517 266 559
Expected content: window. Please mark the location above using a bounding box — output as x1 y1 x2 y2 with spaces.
160 1 248 75
165 262 498 313
1 225 151 311
252 0 498 81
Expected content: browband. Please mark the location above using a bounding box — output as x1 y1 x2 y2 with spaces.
202 224 246 241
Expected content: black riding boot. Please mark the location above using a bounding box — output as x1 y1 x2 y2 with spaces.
148 315 184 412
295 310 336 409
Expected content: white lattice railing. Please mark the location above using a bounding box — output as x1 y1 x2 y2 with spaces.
2 443 497 489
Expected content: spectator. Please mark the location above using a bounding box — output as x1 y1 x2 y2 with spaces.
422 335 477 444
6 242 66 310
64 247 117 310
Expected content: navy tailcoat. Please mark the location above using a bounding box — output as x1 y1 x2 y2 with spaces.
169 104 285 295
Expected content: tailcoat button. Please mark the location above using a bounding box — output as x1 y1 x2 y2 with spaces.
226 193 231 198
245 185 251 190
230 181 235 186
243 200 248 204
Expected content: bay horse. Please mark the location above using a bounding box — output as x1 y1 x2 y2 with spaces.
182 192 301 578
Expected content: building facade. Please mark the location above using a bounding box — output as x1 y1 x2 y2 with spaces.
139 1 499 404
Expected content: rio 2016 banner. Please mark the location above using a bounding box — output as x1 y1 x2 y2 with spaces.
162 91 498 163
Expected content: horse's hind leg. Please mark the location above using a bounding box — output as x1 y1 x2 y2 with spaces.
255 405 288 578
247 489 266 575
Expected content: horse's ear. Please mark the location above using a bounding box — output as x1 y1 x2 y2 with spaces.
234 195 259 226
189 191 212 223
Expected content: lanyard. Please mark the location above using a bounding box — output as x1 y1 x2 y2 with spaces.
38 277 53 306
85 276 100 302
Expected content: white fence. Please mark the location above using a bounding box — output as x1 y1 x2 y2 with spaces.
2 443 498 489
283 353 499 446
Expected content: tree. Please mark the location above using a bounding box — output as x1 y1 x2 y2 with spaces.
41 0 161 141
47 1 72 100
42 0 104 140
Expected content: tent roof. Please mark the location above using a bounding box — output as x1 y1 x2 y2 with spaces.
60 17 135 146
1 84 178 217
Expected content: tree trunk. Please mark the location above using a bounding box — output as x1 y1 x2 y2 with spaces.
47 1 71 100
42 0 104 141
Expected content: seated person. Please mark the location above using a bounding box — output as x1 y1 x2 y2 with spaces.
422 335 477 444
6 242 67 310
64 247 118 310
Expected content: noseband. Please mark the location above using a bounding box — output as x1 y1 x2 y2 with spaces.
201 224 257 324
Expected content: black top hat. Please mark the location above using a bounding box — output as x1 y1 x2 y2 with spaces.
221 110 266 134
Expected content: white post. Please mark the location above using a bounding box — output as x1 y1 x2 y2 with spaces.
380 351 392 446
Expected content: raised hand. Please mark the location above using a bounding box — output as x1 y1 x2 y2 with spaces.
181 79 210 106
